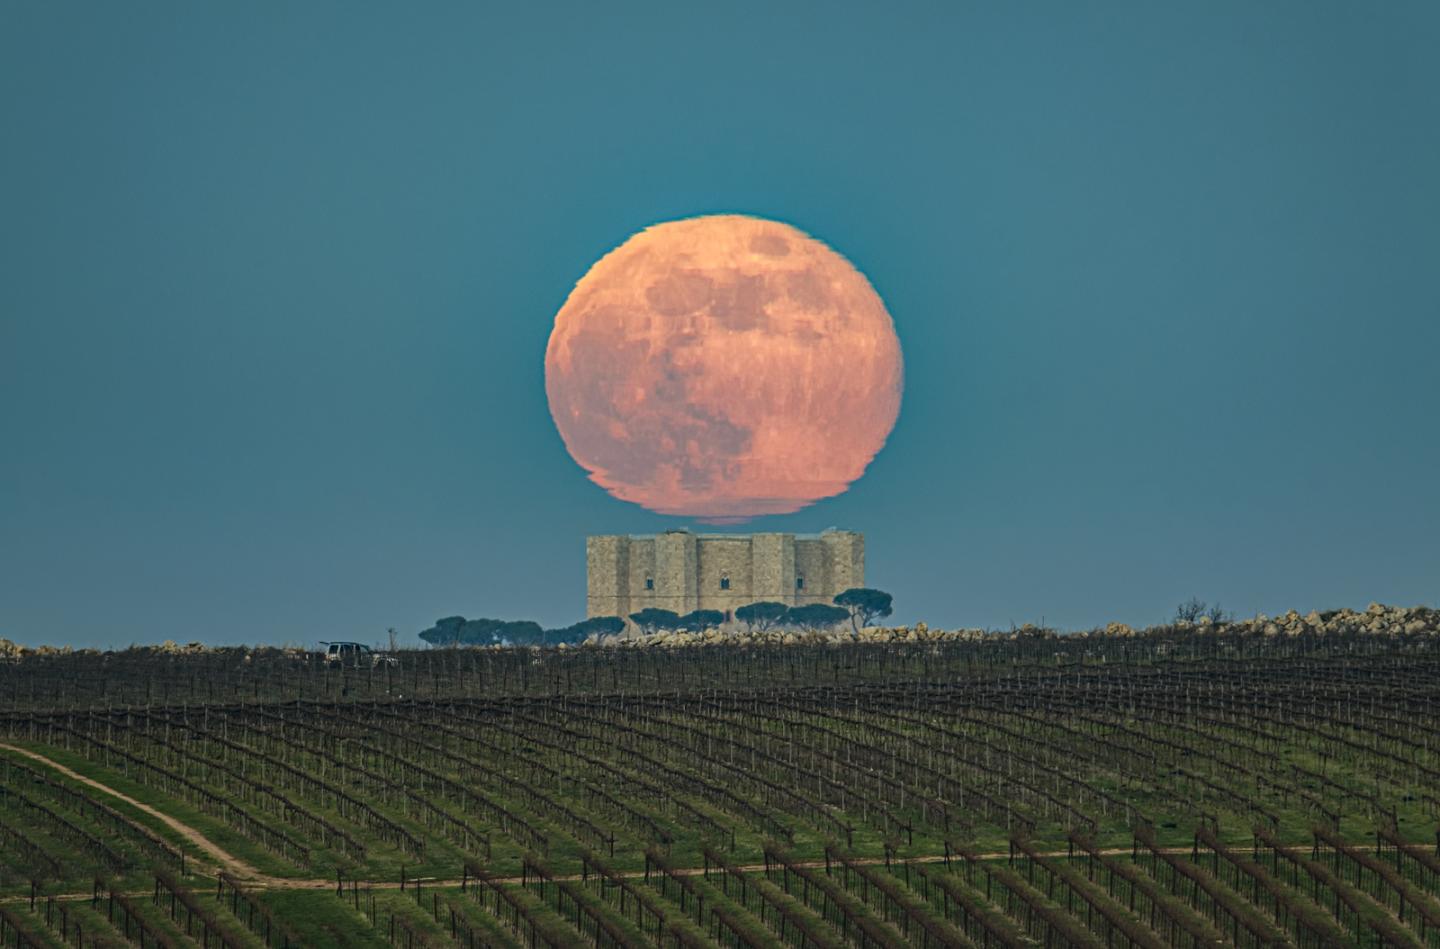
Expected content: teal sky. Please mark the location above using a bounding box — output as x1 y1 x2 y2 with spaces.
2 2 1437 649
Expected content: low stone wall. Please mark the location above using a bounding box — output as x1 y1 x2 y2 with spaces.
579 602 1440 649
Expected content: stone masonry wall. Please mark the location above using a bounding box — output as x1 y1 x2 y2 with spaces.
585 535 628 619
822 531 863 597
750 533 795 608
588 530 864 626
793 539 829 605
696 538 755 615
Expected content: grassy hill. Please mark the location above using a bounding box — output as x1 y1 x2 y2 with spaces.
1 627 1437 946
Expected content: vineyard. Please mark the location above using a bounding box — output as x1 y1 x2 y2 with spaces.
2 630 1439 947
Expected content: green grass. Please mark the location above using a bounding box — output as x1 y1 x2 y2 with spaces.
0 743 302 879
258 889 390 949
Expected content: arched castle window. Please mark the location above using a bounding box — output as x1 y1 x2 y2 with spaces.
796 575 805 590
645 576 654 590
720 575 730 590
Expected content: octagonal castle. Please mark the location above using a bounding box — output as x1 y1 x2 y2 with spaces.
586 529 863 625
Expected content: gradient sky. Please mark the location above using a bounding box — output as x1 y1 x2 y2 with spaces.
2 2 1437 649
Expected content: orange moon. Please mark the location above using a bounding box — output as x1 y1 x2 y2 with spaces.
545 215 903 521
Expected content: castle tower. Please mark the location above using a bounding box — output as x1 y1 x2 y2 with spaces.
585 535 630 619
654 529 698 616
821 530 864 596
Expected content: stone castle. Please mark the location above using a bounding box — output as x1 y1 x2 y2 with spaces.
586 529 863 624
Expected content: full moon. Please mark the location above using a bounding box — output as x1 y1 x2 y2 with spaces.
545 215 903 521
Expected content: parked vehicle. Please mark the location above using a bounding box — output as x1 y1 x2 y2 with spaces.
319 641 399 668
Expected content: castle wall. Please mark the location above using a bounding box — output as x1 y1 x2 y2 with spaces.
586 529 864 628
793 539 829 605
696 537 754 615
750 533 796 607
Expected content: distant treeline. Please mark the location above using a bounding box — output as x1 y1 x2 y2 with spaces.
417 615 625 647
418 588 893 646
628 588 892 635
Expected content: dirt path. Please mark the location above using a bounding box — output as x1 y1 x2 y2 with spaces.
0 741 270 883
